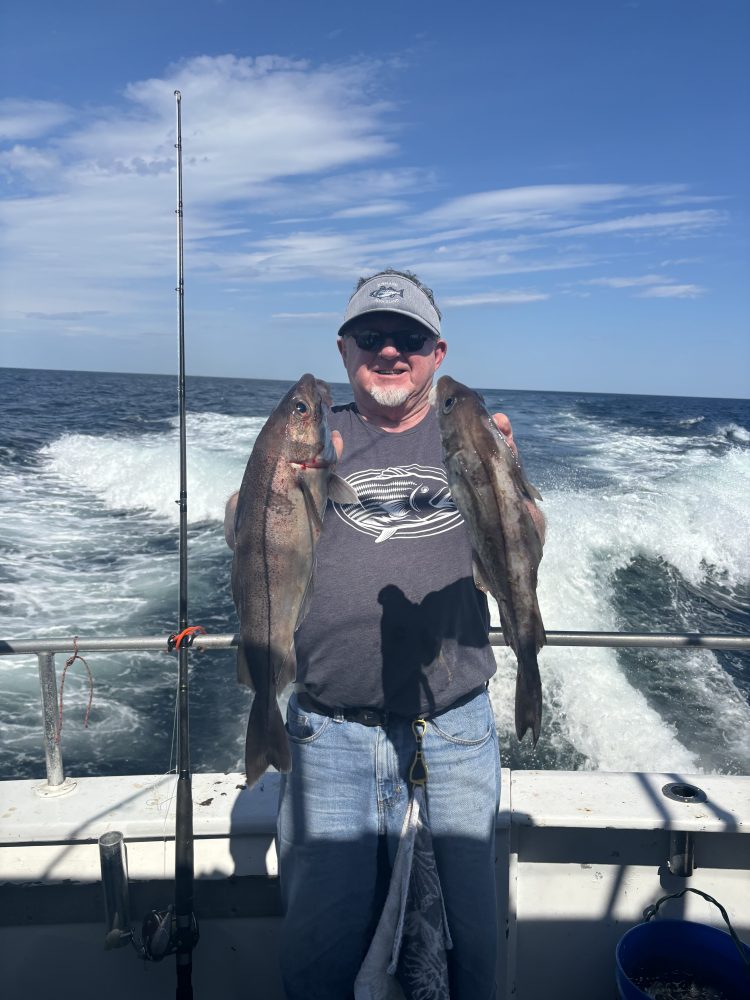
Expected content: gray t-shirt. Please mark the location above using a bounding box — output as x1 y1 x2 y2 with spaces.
294 403 496 716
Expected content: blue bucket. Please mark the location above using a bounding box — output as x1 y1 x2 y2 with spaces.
616 919 750 999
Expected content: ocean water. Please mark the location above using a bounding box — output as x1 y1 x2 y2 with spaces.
1 367 749 780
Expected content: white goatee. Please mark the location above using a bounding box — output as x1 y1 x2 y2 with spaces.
369 384 411 407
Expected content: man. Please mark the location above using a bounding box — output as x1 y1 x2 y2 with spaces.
226 270 544 999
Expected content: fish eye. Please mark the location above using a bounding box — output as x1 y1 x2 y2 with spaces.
443 396 456 413
294 401 308 414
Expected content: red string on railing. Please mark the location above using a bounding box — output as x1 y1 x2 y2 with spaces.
56 636 94 743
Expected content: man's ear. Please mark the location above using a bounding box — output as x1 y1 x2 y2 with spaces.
433 339 447 371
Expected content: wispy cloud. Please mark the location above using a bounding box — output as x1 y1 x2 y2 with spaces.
660 257 702 266
271 311 340 319
0 98 72 141
0 144 59 178
420 184 642 228
415 184 687 234
442 291 548 306
578 274 707 298
638 283 705 299
582 275 668 288
24 310 111 321
332 201 407 219
555 209 725 237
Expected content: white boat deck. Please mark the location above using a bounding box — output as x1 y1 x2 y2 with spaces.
2 768 749 999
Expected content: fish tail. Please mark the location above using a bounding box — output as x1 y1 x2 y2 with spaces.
514 648 543 747
244 695 292 790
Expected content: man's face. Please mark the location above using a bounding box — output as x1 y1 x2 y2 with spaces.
338 313 447 414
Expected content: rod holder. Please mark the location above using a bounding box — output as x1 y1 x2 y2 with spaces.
98 831 132 949
668 830 694 878
662 782 706 878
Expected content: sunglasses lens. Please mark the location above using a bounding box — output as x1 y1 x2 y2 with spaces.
357 332 382 351
401 332 428 352
349 330 432 353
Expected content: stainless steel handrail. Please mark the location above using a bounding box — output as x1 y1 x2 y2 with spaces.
2 629 749 656
2 629 748 788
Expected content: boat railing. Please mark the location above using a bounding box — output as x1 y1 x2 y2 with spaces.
1 628 749 790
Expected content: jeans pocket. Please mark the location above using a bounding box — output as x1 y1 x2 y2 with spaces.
286 703 331 744
429 691 494 746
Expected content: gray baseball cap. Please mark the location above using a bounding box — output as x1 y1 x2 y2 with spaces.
338 273 441 338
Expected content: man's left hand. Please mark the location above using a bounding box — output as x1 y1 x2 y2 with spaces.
492 411 545 544
492 412 516 455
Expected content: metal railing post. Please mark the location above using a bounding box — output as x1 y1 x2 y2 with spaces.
37 651 64 787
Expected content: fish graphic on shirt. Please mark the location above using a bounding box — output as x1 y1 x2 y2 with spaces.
332 464 462 543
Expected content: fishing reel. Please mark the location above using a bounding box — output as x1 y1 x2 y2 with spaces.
138 905 200 961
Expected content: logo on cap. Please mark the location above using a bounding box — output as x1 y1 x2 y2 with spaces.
369 282 404 300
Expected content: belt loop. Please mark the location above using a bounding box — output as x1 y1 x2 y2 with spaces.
333 710 345 723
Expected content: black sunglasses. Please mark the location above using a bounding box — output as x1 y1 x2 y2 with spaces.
346 329 435 354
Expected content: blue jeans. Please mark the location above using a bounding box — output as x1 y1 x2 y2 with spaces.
277 688 501 1000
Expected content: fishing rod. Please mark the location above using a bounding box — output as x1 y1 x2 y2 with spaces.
172 88 198 1000
95 91 199 989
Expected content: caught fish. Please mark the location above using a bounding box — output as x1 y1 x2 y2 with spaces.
432 375 546 744
231 374 358 788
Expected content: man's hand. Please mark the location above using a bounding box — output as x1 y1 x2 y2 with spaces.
225 430 346 552
491 412 516 455
332 430 343 462
492 412 545 545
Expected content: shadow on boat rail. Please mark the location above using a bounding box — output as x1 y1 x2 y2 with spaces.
1 628 748 790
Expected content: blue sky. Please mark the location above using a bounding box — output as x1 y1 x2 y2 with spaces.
1 0 748 397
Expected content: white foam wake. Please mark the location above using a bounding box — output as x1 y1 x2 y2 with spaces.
39 412 265 524
503 435 750 772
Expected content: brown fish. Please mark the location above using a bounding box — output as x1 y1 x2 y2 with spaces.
432 375 546 744
231 374 357 787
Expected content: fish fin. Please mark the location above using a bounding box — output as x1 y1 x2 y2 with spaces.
511 451 542 503
293 566 315 633
472 553 491 593
535 604 547 654
236 641 255 690
492 422 543 502
328 473 359 505
376 526 399 543
524 515 545 567
523 479 543 502
299 475 324 533
514 647 543 747
244 696 292 790
277 639 298 691
315 379 332 407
